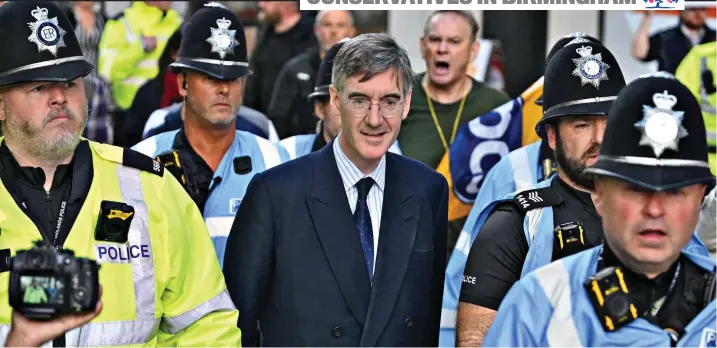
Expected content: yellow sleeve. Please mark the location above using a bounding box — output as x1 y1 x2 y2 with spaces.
97 18 148 82
675 49 701 97
156 174 242 346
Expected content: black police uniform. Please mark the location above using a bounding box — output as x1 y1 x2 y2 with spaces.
155 4 252 210
460 40 628 310
583 74 715 342
303 39 349 153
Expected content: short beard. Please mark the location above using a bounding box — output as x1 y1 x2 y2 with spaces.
554 128 599 191
681 18 703 30
185 94 237 127
3 103 87 162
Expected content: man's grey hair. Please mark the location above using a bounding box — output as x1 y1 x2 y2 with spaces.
331 33 415 98
315 10 355 27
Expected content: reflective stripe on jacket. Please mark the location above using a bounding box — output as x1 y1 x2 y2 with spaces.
0 140 240 346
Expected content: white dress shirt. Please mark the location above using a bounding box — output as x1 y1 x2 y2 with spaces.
333 137 385 271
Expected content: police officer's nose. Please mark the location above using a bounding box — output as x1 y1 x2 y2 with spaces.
593 118 608 145
48 83 68 108
643 192 667 219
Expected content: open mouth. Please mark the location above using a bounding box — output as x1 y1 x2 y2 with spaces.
638 229 667 241
434 61 450 75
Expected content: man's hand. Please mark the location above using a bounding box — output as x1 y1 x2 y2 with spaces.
5 287 103 347
141 35 158 53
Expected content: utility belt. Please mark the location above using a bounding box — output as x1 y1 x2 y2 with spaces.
584 255 716 341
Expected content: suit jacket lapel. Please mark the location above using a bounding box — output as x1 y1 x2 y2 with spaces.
307 142 371 326
360 154 419 347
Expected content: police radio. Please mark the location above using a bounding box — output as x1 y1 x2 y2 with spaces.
553 222 587 259
585 266 639 332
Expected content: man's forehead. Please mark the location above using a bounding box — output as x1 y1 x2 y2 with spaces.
427 13 472 36
345 71 403 96
320 10 352 23
563 114 607 122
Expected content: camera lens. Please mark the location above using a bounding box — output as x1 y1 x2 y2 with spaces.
605 294 630 318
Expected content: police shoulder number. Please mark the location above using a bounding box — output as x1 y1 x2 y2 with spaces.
511 187 562 214
123 149 165 177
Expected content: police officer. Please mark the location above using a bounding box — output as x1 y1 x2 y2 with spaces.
457 39 710 347
455 39 630 346
484 73 716 347
0 2 240 346
132 4 290 268
280 39 402 160
439 32 600 347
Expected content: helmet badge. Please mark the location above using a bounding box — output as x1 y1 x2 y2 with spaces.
206 17 239 60
571 45 610 89
27 6 66 57
634 90 689 158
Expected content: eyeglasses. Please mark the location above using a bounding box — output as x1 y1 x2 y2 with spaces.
341 95 404 118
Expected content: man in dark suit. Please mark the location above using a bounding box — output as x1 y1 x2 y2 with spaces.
224 33 449 347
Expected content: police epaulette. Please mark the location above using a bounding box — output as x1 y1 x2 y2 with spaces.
123 149 164 177
511 187 562 215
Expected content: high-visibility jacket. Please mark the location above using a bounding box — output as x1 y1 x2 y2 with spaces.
484 247 716 347
98 2 181 110
279 133 402 160
0 140 241 346
133 129 290 268
676 42 716 174
23 286 47 304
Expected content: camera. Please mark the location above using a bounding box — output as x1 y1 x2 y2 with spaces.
8 241 100 320
584 266 638 332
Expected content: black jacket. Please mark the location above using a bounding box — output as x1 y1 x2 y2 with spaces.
243 17 317 116
267 47 322 139
224 141 448 347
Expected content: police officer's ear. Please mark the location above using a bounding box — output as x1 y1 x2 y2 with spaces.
0 92 6 123
545 122 558 152
177 72 188 98
592 176 607 217
314 100 326 121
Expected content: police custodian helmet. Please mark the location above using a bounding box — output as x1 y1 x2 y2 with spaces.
308 38 351 102
584 73 715 191
536 33 602 107
170 3 251 80
0 1 93 88
535 40 626 138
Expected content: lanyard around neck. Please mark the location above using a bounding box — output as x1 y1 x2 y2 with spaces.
423 76 469 152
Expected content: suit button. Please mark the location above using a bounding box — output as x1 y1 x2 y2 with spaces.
332 327 343 337
405 317 413 327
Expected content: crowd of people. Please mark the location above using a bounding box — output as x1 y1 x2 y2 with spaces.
0 0 714 347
